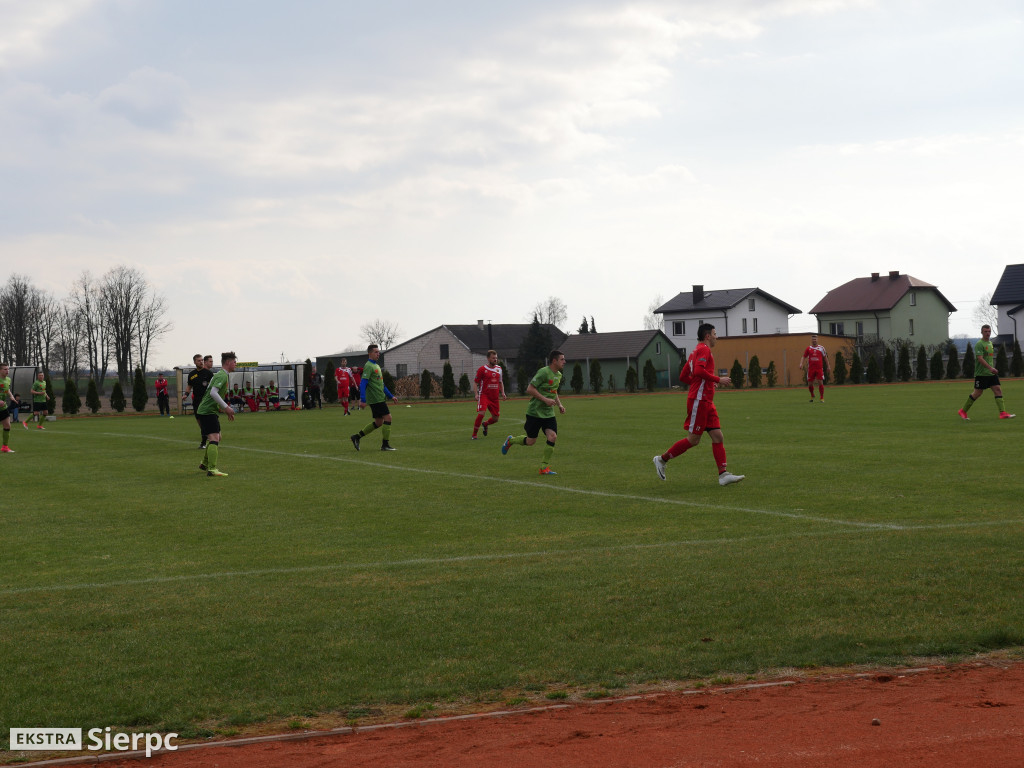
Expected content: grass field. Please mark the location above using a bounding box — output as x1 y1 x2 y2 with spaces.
3 380 1023 743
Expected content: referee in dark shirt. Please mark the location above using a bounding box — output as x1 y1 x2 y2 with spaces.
187 354 215 449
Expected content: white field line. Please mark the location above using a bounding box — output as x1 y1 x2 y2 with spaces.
17 429 1019 599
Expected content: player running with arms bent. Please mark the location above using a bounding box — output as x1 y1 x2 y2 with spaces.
653 323 744 486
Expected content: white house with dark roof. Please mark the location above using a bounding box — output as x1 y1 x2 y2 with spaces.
655 285 801 353
990 264 1024 343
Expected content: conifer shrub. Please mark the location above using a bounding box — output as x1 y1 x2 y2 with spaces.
441 362 455 399
110 380 127 412
86 379 102 414
748 355 761 388
62 379 81 415
730 359 744 389
132 368 148 412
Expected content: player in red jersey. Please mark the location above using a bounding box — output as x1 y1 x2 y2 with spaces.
472 350 507 439
335 358 354 415
652 323 744 486
800 334 830 403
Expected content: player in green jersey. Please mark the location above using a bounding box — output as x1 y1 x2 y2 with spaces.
502 350 566 475
26 371 51 430
351 344 400 451
196 352 238 477
958 324 1015 421
0 363 14 453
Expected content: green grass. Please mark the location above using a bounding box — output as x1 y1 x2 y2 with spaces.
2 381 1024 741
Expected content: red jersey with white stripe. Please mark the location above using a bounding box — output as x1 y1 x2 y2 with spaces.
475 364 503 400
335 367 352 389
803 345 827 371
688 342 720 402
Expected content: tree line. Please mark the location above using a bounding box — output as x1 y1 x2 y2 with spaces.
0 267 172 394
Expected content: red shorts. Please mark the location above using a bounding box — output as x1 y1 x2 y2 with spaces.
338 386 349 399
476 395 500 416
807 367 824 381
685 397 720 435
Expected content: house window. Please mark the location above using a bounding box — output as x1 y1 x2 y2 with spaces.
440 344 449 360
396 363 408 378
909 319 915 336
856 321 864 342
656 341 662 354
910 292 917 306
748 298 756 311
753 318 758 333
742 318 748 333
673 321 684 335
829 322 845 336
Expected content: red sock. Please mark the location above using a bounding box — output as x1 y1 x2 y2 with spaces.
473 413 484 434
484 417 498 426
664 438 692 460
818 385 825 399
808 384 814 396
712 443 727 473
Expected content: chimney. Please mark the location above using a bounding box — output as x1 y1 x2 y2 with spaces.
693 285 704 303
871 273 880 282
888 271 899 280
477 319 484 331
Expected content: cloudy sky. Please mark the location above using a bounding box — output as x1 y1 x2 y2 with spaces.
3 0 1022 367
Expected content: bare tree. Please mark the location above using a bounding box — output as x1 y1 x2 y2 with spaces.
29 290 61 373
644 294 664 331
360 319 402 350
529 296 568 330
54 302 85 384
134 290 173 375
973 292 999 331
103 265 150 388
0 274 34 364
69 271 112 393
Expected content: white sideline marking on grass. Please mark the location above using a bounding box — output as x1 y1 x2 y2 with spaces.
76 430 900 530
4 520 1023 597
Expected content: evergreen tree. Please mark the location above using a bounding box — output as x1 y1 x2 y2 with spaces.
607 373 616 393
866 355 881 384
382 369 395 394
86 378 102 414
945 343 960 379
849 351 863 384
44 373 56 414
578 316 589 334
323 361 337 403
419 369 433 399
516 365 531 395
996 344 1009 377
766 361 777 387
441 361 455 399
589 360 603 394
962 343 975 378
589 316 596 333
642 359 657 391
62 379 81 415
930 350 944 380
897 343 912 382
748 355 761 388
516 316 552 387
730 359 745 389
132 367 148 412
1012 341 1023 377
883 347 896 382
458 373 471 397
915 345 928 381
625 366 638 393
833 351 847 385
110 380 127 412
498 359 511 393
570 362 584 394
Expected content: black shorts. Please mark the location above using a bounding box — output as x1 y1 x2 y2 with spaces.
197 413 221 435
0 406 9 422
974 375 1000 390
524 414 557 439
33 401 47 412
369 401 390 419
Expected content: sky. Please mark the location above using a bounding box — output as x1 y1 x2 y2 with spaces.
2 0 1023 368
